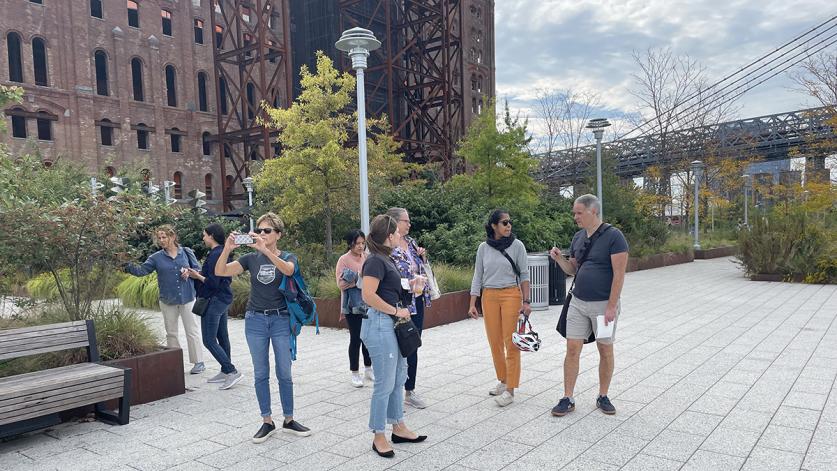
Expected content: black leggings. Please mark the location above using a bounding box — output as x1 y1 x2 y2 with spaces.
346 313 371 371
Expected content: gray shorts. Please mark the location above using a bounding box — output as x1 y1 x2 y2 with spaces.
566 296 620 344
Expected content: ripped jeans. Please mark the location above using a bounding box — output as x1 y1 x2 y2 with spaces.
360 307 407 433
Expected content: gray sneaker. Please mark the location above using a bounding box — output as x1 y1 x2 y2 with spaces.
190 362 206 374
219 371 243 390
207 372 227 383
404 392 428 409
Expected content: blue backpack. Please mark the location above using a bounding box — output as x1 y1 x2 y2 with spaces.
278 254 319 360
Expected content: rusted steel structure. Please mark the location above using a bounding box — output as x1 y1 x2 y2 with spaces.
211 0 293 210
337 1 467 178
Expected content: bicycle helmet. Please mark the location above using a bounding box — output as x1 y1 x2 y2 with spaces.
512 314 541 352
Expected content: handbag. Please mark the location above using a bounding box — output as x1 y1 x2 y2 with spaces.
393 315 422 357
192 297 209 316
422 260 441 300
556 224 612 344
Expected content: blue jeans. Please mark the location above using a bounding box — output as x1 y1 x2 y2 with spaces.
361 307 407 433
201 298 235 374
245 310 294 418
405 297 424 391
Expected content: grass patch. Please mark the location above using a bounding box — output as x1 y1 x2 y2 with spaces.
433 263 473 294
115 275 160 310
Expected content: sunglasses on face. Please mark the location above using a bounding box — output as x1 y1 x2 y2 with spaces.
254 228 276 234
500 220 512 226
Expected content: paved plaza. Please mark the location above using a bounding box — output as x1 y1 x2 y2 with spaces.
1 257 836 471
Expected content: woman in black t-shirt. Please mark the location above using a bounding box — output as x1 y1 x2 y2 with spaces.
360 215 427 458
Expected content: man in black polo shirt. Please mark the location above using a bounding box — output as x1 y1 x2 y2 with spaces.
549 194 629 416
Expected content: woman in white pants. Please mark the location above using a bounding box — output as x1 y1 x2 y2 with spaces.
124 225 205 374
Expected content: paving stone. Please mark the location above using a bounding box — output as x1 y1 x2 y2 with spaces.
577 432 647 467
742 446 804 471
783 391 829 411
770 406 821 431
682 450 746 471
720 409 773 433
621 453 683 471
758 424 814 454
802 440 837 471
643 429 705 462
700 427 761 457
667 411 724 436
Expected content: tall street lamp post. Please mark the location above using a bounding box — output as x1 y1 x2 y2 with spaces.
742 174 751 227
691 160 704 250
586 118 611 219
336 27 381 236
243 177 255 232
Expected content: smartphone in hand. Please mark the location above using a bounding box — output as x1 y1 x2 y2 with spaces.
234 233 254 245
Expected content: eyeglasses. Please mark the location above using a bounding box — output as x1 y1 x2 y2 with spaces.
500 220 512 226
254 228 276 234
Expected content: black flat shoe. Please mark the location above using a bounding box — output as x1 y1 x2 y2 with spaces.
372 443 395 458
391 433 428 444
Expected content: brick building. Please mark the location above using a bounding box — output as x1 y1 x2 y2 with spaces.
2 0 494 208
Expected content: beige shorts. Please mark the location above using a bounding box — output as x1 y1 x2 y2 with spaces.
566 296 620 344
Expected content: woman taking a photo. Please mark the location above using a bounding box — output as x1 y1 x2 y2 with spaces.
215 213 311 443
125 225 205 374
385 207 430 409
335 229 373 388
186 223 242 390
361 215 427 458
468 209 531 407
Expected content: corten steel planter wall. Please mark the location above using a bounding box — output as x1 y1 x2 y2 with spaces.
626 251 695 273
315 291 472 330
694 246 737 259
104 347 185 406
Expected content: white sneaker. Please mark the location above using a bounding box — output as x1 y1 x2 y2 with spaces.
495 391 514 407
206 372 227 383
364 367 375 382
219 371 243 390
405 391 428 409
488 382 506 396
351 372 364 388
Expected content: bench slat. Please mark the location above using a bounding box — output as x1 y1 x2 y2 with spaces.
0 332 89 351
0 321 87 339
0 364 123 397
0 388 125 426
0 377 124 414
0 341 92 361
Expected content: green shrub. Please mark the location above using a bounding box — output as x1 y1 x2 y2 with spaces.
432 263 473 293
229 275 251 318
115 275 160 309
737 209 829 279
27 269 126 301
311 275 341 299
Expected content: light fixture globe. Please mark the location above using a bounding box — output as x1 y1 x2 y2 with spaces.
335 27 381 70
586 118 611 129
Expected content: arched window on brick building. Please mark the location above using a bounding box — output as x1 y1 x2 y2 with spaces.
94 50 109 96
6 32 23 83
204 174 213 199
32 37 48 86
173 171 183 199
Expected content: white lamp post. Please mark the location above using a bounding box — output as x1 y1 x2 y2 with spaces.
242 177 255 232
586 118 611 220
336 27 381 236
742 174 751 227
691 160 704 250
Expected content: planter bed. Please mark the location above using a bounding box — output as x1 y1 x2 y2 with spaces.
316 290 471 330
694 246 737 259
626 250 694 272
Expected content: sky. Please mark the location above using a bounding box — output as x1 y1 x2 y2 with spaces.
494 0 836 145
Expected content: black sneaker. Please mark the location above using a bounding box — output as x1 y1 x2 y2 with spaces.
283 419 312 437
551 397 575 417
597 395 616 415
252 422 276 444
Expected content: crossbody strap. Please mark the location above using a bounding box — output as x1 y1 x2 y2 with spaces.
499 249 521 285
568 224 612 291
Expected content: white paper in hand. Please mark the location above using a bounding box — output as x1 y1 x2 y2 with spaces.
596 315 614 339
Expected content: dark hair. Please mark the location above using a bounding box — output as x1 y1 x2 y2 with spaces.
367 215 398 256
344 229 365 250
204 223 226 246
484 208 510 239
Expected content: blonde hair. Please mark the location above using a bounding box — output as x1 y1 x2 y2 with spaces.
256 212 285 233
153 224 178 246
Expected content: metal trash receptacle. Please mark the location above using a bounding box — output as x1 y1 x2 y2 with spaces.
549 258 567 305
527 253 549 311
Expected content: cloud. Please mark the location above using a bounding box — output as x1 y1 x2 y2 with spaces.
494 0 836 143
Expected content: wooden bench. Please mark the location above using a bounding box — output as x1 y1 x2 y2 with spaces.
0 320 131 439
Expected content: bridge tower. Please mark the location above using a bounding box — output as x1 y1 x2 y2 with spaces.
211 0 294 211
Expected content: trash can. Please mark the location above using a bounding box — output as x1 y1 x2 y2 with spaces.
549 258 567 305
526 253 549 311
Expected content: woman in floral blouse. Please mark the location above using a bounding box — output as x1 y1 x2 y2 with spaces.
386 207 431 410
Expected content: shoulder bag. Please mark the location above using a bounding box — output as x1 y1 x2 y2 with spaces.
556 224 611 343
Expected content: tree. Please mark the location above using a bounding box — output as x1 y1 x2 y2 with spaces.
454 100 541 211
789 49 837 108
257 52 407 257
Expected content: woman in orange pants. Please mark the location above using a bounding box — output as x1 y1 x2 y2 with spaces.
468 209 531 407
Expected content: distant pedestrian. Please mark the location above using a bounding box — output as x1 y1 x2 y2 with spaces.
468 209 531 407
124 225 205 374
336 229 373 388
186 223 242 390
386 207 431 409
215 213 312 443
361 215 427 458
550 194 628 417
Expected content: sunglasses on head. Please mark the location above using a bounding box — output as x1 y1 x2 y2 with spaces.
254 228 276 234
500 219 512 226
